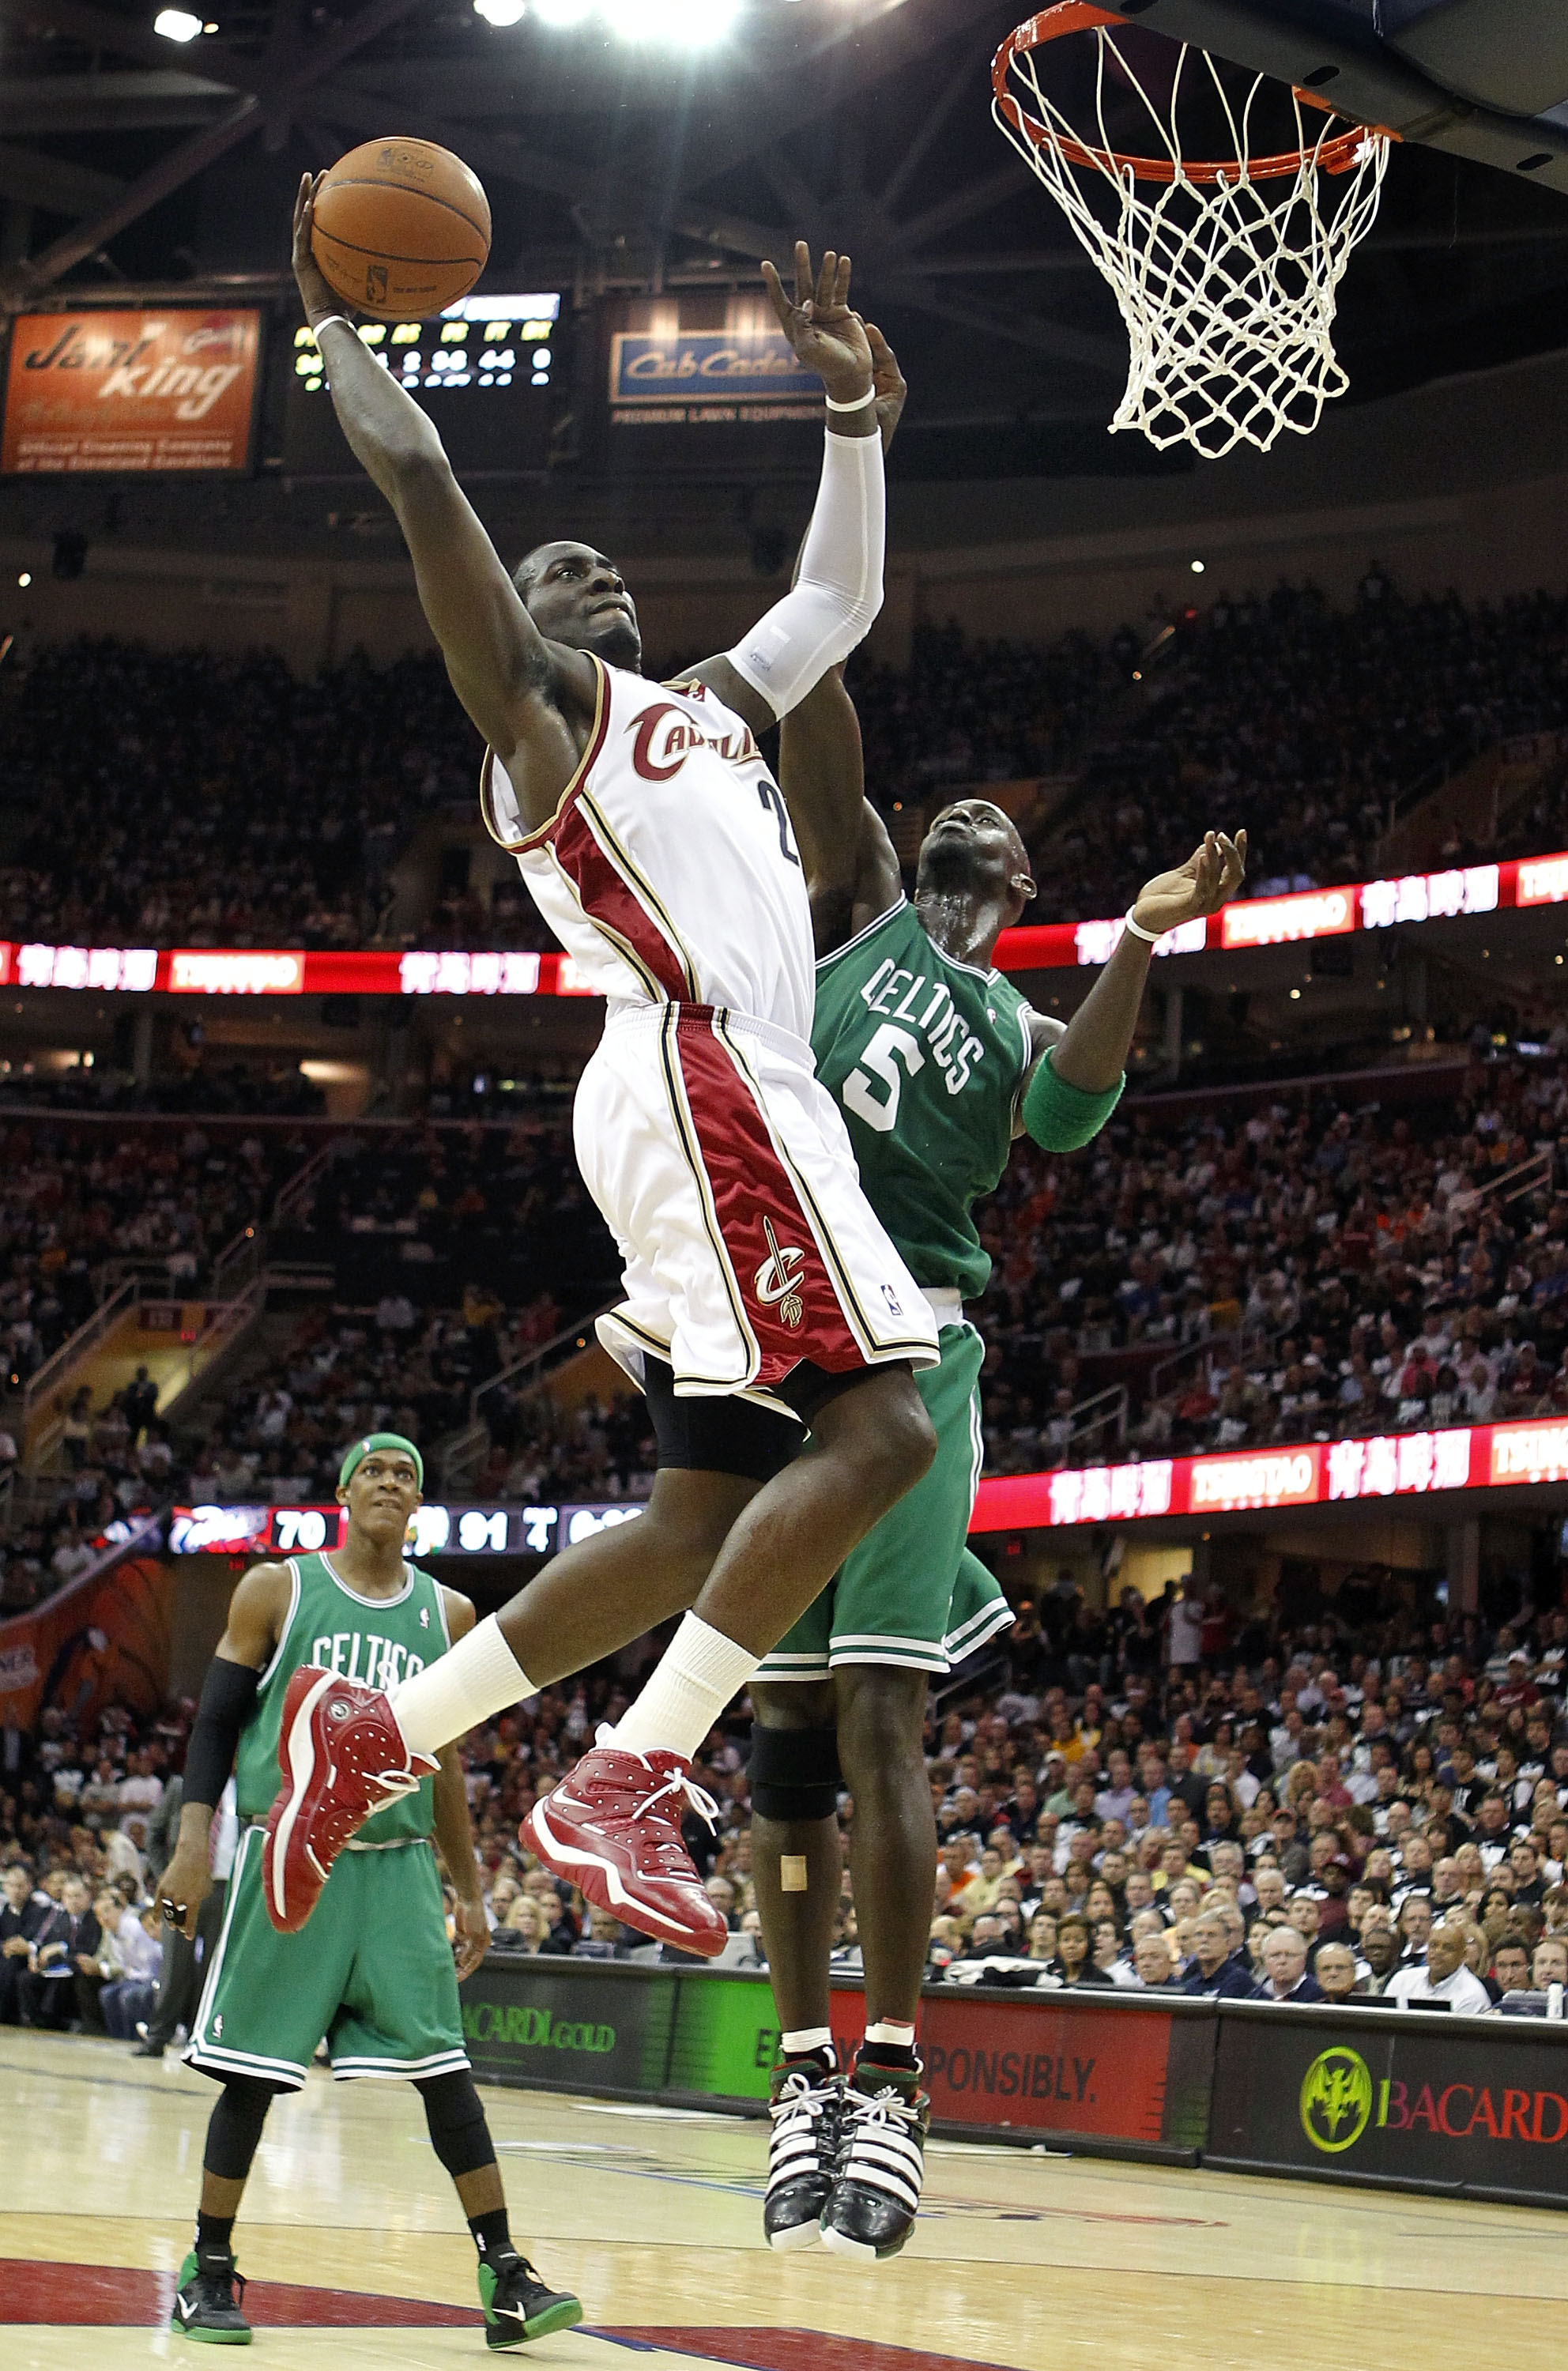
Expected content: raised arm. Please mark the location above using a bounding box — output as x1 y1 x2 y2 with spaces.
1017 830 1247 1147
692 246 884 737
778 326 907 952
292 175 594 831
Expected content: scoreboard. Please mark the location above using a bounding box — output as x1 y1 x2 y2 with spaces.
168 1499 643 1559
282 292 561 477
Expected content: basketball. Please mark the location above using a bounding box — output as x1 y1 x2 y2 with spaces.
310 137 491 320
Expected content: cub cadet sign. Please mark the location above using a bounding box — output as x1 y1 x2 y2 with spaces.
462 2003 615 2054
1301 2046 1568 2154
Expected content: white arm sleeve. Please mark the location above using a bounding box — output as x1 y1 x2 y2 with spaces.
724 426 884 721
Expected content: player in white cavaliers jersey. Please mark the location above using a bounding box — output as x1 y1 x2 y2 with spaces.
480 669 932 1406
262 180 939 1959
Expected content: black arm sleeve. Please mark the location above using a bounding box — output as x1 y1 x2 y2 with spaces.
183 1656 262 1810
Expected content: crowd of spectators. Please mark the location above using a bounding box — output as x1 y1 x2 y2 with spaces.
6 1568 1567 2030
0 640 475 953
848 618 1115 802
10 1029 1568 1609
6 575 1566 970
0 1118 303 1397
974 1045 1568 1472
1024 575 1568 922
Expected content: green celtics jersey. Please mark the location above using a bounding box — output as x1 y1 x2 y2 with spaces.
233 1550 450 1839
812 898 1036 1297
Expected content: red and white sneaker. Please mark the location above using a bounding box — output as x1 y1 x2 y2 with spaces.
260 1665 438 1934
522 1740 728 1958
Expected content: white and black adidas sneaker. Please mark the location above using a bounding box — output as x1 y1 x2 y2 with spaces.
763 2061 844 2251
819 2067 929 2263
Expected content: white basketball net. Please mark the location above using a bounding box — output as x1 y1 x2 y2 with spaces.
993 21 1391 459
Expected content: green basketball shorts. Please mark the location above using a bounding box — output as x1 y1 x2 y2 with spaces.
757 1321 1015 1679
185 1826 469 2091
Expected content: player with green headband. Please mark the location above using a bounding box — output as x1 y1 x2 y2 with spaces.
152 1432 581 2348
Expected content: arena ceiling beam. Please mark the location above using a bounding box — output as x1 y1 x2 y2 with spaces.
2 0 435 300
0 70 235 138
306 81 794 263
0 143 126 218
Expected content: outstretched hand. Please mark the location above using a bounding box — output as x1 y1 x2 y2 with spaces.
1130 829 1248 939
866 322 906 455
761 240 874 408
292 171 340 332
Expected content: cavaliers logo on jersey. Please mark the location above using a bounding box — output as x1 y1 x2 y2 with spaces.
630 700 760 783
754 1216 806 1329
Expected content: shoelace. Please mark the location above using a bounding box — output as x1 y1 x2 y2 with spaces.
767 2071 838 2188
194 2262 246 2311
839 2083 925 2196
573 1738 720 1873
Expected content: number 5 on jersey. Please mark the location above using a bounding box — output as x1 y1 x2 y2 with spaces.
842 1022 924 1133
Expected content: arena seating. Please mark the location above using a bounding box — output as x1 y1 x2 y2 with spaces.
2 1031 1563 1608
974 1046 1568 1472
6 579 1567 959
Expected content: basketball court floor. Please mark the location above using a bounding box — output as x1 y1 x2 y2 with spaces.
2 2031 1563 2370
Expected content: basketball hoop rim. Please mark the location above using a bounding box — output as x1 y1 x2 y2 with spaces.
993 2 1396 184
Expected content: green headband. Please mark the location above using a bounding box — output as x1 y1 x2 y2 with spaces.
338 1433 424 1492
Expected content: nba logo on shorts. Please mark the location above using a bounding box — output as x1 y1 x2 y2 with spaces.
881 1284 903 1317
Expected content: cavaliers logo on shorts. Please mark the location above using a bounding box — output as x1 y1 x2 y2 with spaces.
754 1217 806 1330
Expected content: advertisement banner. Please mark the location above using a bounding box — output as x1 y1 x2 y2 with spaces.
459 1959 673 2096
2 846 1565 994
2 310 262 474
0 1551 173 1732
459 1961 1209 2156
1209 2003 1568 2207
609 327 821 424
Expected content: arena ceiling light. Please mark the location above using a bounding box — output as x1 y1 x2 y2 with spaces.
600 0 741 42
472 0 527 22
153 6 204 36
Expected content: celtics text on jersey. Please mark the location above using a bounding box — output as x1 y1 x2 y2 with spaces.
811 899 1036 1299
234 1551 450 1841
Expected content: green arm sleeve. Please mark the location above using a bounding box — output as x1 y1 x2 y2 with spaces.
1020 1049 1125 1151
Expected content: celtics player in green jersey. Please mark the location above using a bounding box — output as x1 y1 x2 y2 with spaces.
152 1433 580 2348
745 362 1247 2254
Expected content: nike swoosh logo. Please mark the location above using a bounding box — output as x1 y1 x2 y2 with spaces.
175 2298 196 2322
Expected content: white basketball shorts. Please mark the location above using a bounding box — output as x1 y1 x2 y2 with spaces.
576 1001 939 1413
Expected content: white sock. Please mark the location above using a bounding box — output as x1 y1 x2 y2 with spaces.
610 1614 759 1763
390 1612 533 1757
865 2019 917 2049
782 2026 835 2061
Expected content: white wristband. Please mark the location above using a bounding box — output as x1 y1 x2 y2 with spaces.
1123 907 1159 943
823 387 873 413
311 315 353 343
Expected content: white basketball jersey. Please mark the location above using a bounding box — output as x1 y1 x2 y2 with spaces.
481 658 815 1044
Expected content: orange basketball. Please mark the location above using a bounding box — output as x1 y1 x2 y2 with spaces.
311 138 491 321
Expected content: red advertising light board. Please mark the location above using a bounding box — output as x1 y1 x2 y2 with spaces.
963 1423 1555 1532
0 850 1559 998
2 310 262 475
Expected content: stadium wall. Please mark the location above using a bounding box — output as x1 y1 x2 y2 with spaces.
6 348 1568 670
456 1957 1568 2211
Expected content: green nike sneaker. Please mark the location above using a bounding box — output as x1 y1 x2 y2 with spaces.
476 2251 584 2348
171 2248 252 2344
